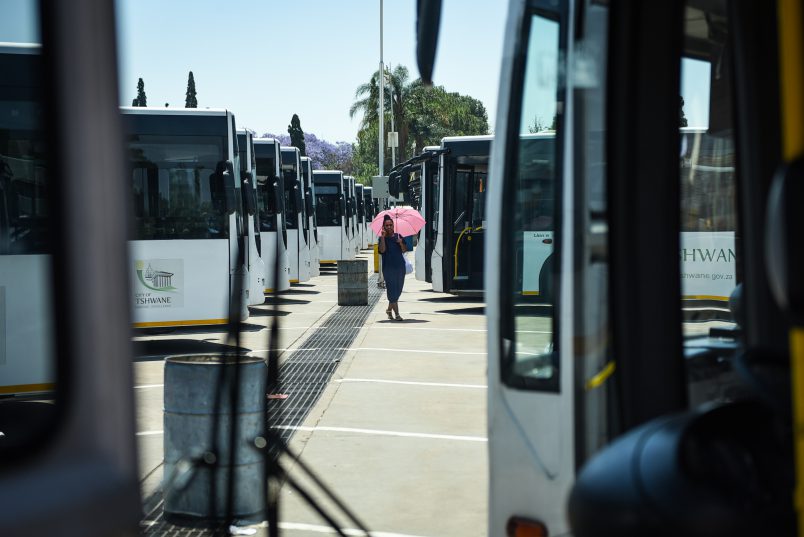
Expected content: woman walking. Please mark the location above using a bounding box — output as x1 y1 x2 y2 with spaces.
378 215 407 321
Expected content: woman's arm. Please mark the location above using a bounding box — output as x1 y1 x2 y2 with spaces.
378 233 386 253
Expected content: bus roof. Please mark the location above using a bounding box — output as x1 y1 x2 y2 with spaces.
253 138 280 145
442 135 493 159
0 42 40 54
120 107 232 118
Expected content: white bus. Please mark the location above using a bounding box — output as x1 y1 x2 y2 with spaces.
313 170 350 263
431 135 494 295
355 183 368 249
237 129 267 305
344 175 360 258
0 43 55 398
123 107 249 328
280 146 311 283
301 156 320 277
363 186 376 247
253 138 290 292
414 145 441 283
475 1 745 535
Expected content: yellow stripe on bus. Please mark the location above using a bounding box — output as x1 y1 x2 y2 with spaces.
522 291 541 296
289 279 299 283
0 383 56 395
586 362 616 390
133 319 228 328
682 295 730 301
778 3 804 533
319 260 338 264
264 288 275 293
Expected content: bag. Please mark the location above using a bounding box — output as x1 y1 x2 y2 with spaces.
404 253 414 275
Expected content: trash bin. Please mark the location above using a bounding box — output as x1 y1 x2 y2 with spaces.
163 354 266 521
337 259 368 305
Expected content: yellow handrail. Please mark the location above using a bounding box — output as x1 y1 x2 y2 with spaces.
453 226 484 278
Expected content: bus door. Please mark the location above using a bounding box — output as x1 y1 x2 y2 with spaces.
451 165 486 291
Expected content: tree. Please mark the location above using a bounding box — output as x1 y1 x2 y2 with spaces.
287 114 307 156
349 65 411 163
680 96 688 127
349 65 489 183
185 71 197 108
132 78 147 107
261 132 353 174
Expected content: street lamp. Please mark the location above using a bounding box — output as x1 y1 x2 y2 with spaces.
378 0 384 177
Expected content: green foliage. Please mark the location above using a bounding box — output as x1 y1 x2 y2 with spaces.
288 114 307 156
132 77 147 107
185 71 197 108
680 96 688 127
349 66 489 182
351 123 379 182
528 114 558 133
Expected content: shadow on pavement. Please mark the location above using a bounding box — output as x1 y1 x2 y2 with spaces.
133 339 251 361
375 318 431 324
418 296 485 304
248 306 291 317
263 296 311 306
433 306 485 315
135 322 263 337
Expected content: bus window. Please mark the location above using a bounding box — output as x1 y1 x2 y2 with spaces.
679 1 740 406
128 135 228 240
0 4 59 454
501 11 562 391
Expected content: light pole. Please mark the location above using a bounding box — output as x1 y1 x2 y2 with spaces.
378 0 384 177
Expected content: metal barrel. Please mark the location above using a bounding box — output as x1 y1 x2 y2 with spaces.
337 259 368 306
163 354 266 521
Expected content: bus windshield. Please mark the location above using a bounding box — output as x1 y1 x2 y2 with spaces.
315 189 342 226
255 156 279 232
129 134 228 240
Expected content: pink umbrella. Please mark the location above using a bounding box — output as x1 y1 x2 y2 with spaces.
371 207 426 237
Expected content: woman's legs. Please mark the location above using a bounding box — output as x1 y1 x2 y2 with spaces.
391 302 402 320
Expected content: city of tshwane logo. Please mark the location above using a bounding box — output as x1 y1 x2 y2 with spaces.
136 261 177 292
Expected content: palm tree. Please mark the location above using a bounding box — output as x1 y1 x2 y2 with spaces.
349 65 411 164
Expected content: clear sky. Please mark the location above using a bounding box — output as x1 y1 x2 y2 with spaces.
4 0 711 141
115 0 508 144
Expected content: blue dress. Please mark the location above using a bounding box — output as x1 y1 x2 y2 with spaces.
381 233 406 302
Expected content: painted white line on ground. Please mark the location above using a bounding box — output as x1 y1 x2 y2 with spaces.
278 522 431 537
338 347 486 356
136 430 164 436
248 347 320 354
134 384 164 389
273 425 487 443
360 326 487 333
336 378 486 389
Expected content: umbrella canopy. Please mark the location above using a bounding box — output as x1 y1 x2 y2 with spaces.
371 207 426 237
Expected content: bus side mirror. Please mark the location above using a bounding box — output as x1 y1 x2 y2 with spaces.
210 161 236 214
273 177 284 214
416 0 442 85
242 179 256 217
568 402 793 537
221 161 237 215
766 158 804 322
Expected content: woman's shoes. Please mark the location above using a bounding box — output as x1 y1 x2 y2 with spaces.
386 308 393 320
394 314 404 322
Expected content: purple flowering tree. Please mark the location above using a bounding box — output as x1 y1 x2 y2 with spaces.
260 132 353 174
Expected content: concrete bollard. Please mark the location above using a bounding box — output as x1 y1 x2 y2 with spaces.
337 259 368 305
163 354 266 522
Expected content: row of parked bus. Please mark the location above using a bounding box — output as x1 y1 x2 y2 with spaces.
1 82 382 396
405 131 736 307
124 107 380 329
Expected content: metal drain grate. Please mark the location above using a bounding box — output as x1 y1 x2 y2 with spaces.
142 271 383 535
269 274 383 440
